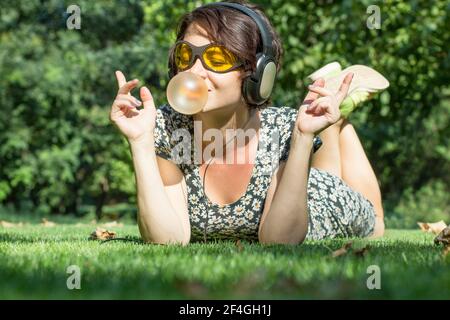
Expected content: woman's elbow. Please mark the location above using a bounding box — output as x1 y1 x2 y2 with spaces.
138 218 190 245
142 233 190 246
139 226 190 245
258 231 306 245
258 218 308 245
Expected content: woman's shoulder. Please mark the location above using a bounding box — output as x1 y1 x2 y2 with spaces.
156 104 192 130
157 103 179 118
260 105 298 127
259 106 298 162
262 105 297 117
154 104 193 159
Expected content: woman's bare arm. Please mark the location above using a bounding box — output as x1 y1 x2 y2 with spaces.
258 74 354 245
110 71 190 245
258 130 313 244
130 135 190 245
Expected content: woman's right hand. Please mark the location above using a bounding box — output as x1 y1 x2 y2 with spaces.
110 70 157 143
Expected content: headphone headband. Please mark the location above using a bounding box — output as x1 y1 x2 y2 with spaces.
208 2 274 57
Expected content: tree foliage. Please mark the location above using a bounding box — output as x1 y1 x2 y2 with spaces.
0 0 448 226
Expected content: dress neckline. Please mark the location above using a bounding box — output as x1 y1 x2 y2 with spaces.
194 109 264 208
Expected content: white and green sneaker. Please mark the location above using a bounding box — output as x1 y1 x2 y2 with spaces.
307 62 390 118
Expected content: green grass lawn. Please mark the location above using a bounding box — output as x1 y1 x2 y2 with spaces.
0 221 449 299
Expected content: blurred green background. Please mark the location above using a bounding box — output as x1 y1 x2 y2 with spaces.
0 0 448 228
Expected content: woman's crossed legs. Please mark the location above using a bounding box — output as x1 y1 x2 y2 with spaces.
311 119 385 237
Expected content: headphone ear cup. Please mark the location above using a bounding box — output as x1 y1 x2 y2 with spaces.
243 54 276 105
242 75 260 105
258 59 276 100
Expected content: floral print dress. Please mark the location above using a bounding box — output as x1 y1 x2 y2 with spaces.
153 104 376 242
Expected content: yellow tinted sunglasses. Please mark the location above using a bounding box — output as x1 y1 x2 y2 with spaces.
174 40 243 73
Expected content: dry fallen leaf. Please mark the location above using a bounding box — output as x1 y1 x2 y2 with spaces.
235 239 244 252
353 246 370 257
434 226 450 246
89 228 117 241
0 220 23 228
332 241 353 258
41 218 56 227
417 220 447 235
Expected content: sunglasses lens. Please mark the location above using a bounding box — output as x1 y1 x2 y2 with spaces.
175 43 192 71
204 46 239 72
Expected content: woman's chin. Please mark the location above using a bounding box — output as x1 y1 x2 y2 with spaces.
199 100 220 113
197 95 241 114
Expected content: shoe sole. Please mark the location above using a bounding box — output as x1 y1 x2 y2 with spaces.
323 65 389 95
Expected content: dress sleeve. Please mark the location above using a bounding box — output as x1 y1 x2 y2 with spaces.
153 104 174 160
279 107 298 162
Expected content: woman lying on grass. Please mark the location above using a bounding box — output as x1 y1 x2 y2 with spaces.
109 1 385 245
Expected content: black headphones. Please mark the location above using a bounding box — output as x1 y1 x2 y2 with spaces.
168 2 277 106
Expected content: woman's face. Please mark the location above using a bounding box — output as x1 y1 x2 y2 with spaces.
181 23 245 113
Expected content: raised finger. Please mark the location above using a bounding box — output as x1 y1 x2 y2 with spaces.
140 86 155 109
117 94 142 107
336 73 354 102
118 79 139 95
307 96 329 112
302 78 325 106
307 85 333 97
115 98 139 110
115 70 127 88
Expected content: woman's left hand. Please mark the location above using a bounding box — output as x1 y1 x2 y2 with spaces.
296 73 353 136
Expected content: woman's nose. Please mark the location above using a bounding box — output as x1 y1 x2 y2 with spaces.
188 57 208 78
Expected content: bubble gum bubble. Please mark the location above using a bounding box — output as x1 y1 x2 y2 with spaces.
166 73 208 115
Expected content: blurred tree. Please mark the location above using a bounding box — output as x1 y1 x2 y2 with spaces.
0 0 448 226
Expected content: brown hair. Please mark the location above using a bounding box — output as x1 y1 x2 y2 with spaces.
168 0 283 109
